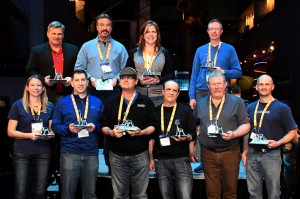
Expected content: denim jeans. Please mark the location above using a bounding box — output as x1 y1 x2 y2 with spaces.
109 150 149 199
202 143 240 199
13 152 52 199
154 157 193 199
246 148 282 199
60 153 99 199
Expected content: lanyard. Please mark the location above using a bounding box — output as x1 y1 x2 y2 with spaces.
209 95 225 123
253 97 274 131
207 42 222 67
161 103 177 135
30 105 41 121
71 94 89 123
117 92 136 124
97 41 112 61
143 52 155 71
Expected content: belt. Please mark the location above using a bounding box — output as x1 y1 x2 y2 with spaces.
204 143 239 152
251 147 269 153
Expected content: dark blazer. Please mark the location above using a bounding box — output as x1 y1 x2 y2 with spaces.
26 42 79 103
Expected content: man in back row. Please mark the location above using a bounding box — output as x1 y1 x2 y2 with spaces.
26 21 79 103
189 19 242 172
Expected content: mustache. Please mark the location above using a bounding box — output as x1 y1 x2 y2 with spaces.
101 30 109 33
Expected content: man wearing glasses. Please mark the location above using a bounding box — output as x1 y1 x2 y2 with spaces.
189 19 242 173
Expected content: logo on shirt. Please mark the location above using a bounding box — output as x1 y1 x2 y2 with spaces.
137 104 145 107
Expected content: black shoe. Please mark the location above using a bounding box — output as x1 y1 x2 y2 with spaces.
194 162 203 173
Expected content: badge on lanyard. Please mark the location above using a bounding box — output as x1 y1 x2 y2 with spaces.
78 129 89 138
32 121 43 135
101 63 112 73
159 135 171 147
207 123 217 134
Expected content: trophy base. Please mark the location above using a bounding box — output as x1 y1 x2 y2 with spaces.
35 134 55 139
118 126 138 131
143 74 156 77
73 124 93 128
171 134 189 139
250 139 269 145
200 66 217 70
49 79 67 83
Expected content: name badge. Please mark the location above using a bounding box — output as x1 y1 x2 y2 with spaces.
32 122 43 135
160 136 170 147
101 63 112 73
207 124 217 134
78 129 89 138
250 132 257 140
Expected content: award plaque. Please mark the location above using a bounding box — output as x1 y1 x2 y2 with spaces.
200 61 217 70
74 117 92 128
171 119 190 138
250 134 269 145
118 120 138 131
35 127 55 139
49 65 67 82
142 70 156 77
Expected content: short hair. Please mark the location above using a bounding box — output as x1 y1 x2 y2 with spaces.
72 70 88 79
96 13 113 26
207 71 226 83
138 20 161 51
163 80 180 93
48 21 65 32
207 19 223 29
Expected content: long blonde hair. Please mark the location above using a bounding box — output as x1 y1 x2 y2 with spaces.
22 75 49 113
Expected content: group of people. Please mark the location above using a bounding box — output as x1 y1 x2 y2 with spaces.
5 13 298 199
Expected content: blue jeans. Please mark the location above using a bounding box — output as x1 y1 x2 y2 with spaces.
246 148 282 199
154 157 193 199
60 153 99 199
109 150 149 199
13 152 52 199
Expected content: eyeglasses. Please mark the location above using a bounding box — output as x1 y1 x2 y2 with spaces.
120 76 136 80
208 27 222 31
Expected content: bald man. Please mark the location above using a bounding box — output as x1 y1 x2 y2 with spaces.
243 74 298 199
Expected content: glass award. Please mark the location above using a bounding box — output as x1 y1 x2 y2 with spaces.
142 69 156 77
171 119 190 138
35 127 55 139
118 120 138 131
49 65 67 82
200 61 217 70
73 111 92 128
249 134 269 145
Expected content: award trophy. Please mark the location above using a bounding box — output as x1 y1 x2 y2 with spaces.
118 120 138 131
49 65 67 83
35 127 55 139
207 125 224 137
73 111 92 128
142 69 156 77
249 134 269 145
200 61 217 70
171 119 190 138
